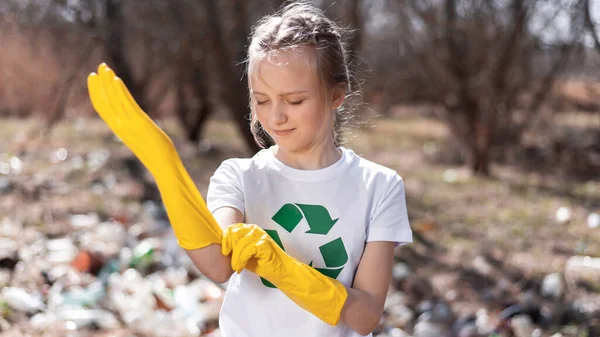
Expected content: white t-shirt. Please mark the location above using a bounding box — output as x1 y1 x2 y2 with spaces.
206 146 413 337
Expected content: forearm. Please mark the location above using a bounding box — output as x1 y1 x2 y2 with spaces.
185 243 234 283
340 286 384 336
191 207 243 283
149 162 223 251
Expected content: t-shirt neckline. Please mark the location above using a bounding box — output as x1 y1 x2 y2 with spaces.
264 146 353 182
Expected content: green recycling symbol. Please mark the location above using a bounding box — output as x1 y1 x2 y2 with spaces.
261 203 348 288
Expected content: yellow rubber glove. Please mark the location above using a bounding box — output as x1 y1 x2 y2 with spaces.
222 223 348 326
87 63 222 250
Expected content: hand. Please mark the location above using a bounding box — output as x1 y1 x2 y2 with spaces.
221 223 284 274
87 63 222 250
221 223 348 326
87 63 177 174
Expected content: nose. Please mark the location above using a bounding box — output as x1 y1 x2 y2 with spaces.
269 101 288 126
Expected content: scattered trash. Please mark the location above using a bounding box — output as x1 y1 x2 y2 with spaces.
1 287 45 314
541 273 563 299
565 256 600 291
387 327 412 337
385 304 414 328
0 270 11 288
0 177 11 193
9 156 23 175
392 263 411 282
0 132 597 337
46 237 79 266
443 169 458 183
587 212 600 229
86 149 111 172
510 315 537 337
0 162 10 175
555 207 571 223
0 238 18 270
413 321 446 337
50 148 68 163
69 213 100 229
70 155 85 170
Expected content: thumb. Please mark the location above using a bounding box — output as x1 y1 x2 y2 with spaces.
221 223 254 256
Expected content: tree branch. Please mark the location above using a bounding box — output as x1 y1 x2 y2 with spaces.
584 0 600 52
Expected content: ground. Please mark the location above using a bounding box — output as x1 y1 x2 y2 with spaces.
0 104 599 336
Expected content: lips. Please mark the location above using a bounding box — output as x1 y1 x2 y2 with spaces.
273 128 295 136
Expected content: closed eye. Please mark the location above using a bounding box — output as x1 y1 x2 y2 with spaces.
288 100 304 105
256 100 269 105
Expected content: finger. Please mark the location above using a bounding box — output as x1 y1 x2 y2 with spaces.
114 76 148 123
244 257 259 274
221 227 235 256
88 72 119 129
107 76 134 123
221 223 248 256
230 228 262 273
98 63 109 74
100 66 131 123
231 235 258 273
96 66 117 117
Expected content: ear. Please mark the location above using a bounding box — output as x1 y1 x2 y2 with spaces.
331 84 346 110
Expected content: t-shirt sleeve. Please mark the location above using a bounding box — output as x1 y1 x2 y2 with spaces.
366 174 413 248
206 159 245 218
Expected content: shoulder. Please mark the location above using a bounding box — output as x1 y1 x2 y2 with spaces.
215 148 272 174
345 148 404 188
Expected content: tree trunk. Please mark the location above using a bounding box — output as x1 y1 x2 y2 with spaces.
471 122 492 176
45 37 98 130
584 0 600 52
203 0 260 154
175 39 214 145
345 0 362 91
105 0 147 112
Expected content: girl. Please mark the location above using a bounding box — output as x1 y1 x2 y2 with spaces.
205 2 412 336
87 2 412 336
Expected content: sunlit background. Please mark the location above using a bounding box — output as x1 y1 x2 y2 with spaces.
0 1 599 337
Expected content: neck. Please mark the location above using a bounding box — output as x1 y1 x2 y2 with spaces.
272 142 341 170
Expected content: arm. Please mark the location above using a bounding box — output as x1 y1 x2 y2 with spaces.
87 64 223 250
340 241 395 336
186 207 241 283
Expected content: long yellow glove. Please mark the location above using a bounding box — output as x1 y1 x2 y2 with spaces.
87 63 222 250
222 223 349 326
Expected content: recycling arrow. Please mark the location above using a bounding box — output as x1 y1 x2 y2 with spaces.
261 203 348 289
271 203 338 235
261 233 349 288
261 229 284 288
309 237 348 279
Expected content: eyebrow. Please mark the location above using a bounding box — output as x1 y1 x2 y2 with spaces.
251 90 310 96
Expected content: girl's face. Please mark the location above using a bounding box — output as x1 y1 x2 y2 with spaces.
249 46 342 153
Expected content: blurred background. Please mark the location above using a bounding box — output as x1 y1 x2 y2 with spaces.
0 0 599 336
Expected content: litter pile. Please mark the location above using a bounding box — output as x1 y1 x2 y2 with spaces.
1 138 599 337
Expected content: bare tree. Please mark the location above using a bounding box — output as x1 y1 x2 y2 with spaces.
393 0 586 176
45 37 101 130
166 1 215 146
104 0 144 110
201 0 261 153
584 0 600 52
342 0 364 92
0 0 103 121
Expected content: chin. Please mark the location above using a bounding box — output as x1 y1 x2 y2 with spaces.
276 141 315 154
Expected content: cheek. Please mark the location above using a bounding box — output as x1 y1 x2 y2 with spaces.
254 107 269 125
297 102 326 128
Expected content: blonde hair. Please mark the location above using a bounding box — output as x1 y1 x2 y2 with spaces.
246 0 361 150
